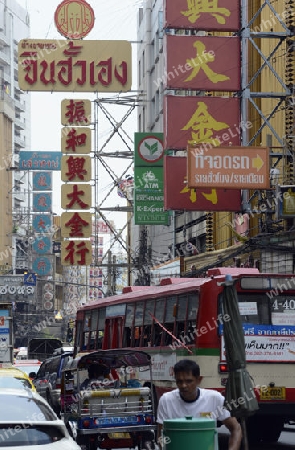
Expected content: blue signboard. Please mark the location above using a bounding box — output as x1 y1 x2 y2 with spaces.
32 215 52 233
23 273 37 286
33 172 52 191
19 151 61 171
33 193 52 213
32 236 52 254
32 256 52 276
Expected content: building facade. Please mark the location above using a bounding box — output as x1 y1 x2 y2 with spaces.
0 0 31 273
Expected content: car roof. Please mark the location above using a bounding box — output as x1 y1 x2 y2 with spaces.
0 386 43 401
0 367 28 377
0 388 63 423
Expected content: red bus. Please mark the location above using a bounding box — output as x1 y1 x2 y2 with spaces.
74 267 295 443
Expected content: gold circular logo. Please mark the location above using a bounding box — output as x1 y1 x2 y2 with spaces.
54 0 95 39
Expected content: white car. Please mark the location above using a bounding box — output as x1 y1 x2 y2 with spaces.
0 388 81 449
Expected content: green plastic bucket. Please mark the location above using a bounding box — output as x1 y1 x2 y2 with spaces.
163 416 218 450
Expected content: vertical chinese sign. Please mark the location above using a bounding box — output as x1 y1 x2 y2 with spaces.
163 0 242 212
134 133 169 225
19 152 62 280
60 98 92 266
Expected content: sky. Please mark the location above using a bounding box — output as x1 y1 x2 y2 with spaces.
18 0 142 240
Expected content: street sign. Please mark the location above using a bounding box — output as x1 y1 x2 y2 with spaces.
187 146 270 189
23 273 37 286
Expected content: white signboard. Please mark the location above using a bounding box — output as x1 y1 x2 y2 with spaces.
221 335 295 362
138 353 177 381
238 302 258 316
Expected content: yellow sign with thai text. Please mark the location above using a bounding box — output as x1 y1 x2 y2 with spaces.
18 39 132 92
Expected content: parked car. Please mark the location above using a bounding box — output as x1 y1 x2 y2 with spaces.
0 366 36 391
14 359 42 378
0 388 81 449
32 351 73 415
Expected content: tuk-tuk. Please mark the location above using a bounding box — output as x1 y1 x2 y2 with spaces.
61 349 156 450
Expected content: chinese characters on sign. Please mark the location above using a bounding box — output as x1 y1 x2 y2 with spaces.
61 98 92 266
164 36 240 91
18 39 132 92
164 0 240 31
164 95 240 150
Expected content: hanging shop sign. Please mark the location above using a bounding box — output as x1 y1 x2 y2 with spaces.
164 95 241 150
32 256 53 276
33 172 52 190
61 212 92 238
187 146 270 189
32 215 52 233
33 193 52 213
164 35 240 91
164 156 241 211
61 127 92 153
164 0 240 31
61 98 91 125
19 151 62 171
18 39 132 92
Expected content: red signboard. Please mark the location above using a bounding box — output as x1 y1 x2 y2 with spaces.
165 35 240 91
164 156 241 211
164 0 240 31
164 95 241 150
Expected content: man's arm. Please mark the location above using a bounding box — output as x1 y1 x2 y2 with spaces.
222 417 242 450
157 423 163 449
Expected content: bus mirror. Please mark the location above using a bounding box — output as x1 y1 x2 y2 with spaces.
173 304 178 317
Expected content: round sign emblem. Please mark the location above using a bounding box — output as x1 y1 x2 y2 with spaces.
44 301 53 311
54 0 95 39
138 136 164 163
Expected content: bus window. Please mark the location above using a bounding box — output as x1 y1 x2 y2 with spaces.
141 300 155 346
163 297 177 346
123 304 135 347
90 310 98 349
238 294 270 325
82 312 91 350
187 294 199 333
175 295 188 338
75 320 83 352
97 308 105 348
144 300 155 324
151 298 166 346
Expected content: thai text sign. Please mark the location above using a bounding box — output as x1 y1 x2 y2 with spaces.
187 146 270 189
165 35 240 91
164 0 240 31
18 39 132 92
164 156 241 211
19 151 61 171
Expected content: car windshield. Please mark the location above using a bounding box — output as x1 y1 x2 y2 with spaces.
0 425 64 447
0 394 56 421
0 377 32 389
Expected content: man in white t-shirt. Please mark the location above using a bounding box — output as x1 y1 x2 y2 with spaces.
157 359 242 450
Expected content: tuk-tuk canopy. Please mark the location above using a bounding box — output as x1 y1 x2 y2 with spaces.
66 349 151 371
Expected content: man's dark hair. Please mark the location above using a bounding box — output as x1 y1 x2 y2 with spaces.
173 359 200 377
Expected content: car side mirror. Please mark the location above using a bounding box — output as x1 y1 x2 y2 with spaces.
29 372 37 380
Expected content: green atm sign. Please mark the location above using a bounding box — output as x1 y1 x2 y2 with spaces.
134 165 169 225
